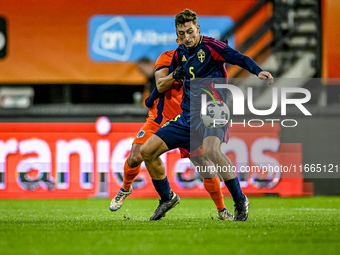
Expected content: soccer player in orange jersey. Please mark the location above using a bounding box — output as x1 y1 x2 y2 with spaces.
109 42 233 220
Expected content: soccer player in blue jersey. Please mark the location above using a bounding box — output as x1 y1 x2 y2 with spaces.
141 9 273 221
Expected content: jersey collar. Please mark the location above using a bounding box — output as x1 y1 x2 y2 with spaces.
199 35 203 44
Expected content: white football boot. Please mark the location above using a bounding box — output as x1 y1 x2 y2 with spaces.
109 186 133 211
217 208 234 220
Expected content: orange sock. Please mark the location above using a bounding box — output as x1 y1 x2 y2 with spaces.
203 175 225 212
122 160 141 191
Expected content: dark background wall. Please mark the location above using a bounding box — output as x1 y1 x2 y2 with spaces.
280 116 340 195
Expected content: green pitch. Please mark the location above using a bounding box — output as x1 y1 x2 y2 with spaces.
0 197 339 255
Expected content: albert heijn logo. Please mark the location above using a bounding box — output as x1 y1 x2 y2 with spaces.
89 16 133 62
88 15 235 62
0 17 7 59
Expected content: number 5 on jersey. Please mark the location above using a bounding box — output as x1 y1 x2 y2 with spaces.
189 67 195 80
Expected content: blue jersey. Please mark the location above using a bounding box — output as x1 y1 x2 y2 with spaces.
169 36 263 121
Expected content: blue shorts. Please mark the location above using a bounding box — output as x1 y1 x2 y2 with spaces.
155 114 228 153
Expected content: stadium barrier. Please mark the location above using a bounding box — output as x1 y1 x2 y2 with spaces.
0 120 311 199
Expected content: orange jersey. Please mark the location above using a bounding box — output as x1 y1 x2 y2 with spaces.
147 50 183 126
134 51 203 157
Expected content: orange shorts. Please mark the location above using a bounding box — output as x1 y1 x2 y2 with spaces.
133 119 161 145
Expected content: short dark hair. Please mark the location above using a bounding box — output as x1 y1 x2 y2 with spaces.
137 56 152 64
175 9 197 27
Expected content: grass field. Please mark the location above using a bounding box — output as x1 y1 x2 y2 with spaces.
0 196 339 255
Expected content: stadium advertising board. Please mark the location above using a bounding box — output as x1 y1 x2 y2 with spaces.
322 0 340 80
0 120 308 199
0 0 269 84
88 15 234 62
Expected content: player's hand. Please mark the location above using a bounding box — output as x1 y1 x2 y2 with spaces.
258 71 274 86
172 66 185 83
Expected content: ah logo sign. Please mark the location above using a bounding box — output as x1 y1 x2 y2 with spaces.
90 16 133 61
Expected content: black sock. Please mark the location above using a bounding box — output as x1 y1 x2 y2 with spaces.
152 177 172 202
224 177 245 203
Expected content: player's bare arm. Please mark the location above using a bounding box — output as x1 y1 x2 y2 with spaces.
258 71 274 86
155 68 176 93
155 66 185 93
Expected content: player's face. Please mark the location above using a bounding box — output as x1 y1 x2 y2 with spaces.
138 62 154 78
176 22 200 50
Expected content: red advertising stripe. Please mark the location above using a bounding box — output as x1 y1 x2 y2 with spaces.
0 121 308 199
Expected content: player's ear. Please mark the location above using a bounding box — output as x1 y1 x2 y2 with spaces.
176 38 181 45
197 24 200 34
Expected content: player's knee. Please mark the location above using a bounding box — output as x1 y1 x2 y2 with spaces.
127 152 143 167
191 155 208 167
140 144 154 162
204 147 221 162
